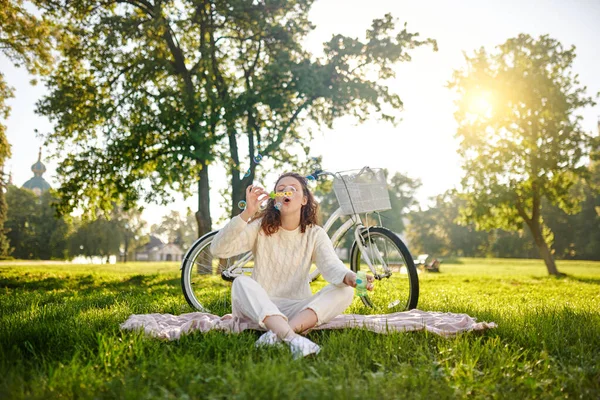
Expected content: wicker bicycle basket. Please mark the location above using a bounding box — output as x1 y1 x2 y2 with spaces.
332 168 391 215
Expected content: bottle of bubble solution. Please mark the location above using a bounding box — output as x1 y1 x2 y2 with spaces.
355 271 368 297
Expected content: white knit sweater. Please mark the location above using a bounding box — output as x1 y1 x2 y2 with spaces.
210 215 349 299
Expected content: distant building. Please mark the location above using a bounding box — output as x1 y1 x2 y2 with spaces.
134 235 184 262
22 147 51 196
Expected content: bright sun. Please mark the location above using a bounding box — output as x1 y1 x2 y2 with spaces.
466 91 493 122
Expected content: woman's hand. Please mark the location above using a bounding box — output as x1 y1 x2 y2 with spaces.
240 184 269 221
343 271 374 291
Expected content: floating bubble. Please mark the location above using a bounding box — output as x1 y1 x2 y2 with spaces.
243 168 251 178
238 200 247 210
256 193 269 211
274 202 282 211
306 175 315 181
253 154 263 164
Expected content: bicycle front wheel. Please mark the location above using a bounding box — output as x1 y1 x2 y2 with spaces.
180 230 251 314
350 227 419 312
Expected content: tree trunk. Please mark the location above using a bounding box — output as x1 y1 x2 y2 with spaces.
228 121 251 219
124 235 128 263
195 161 212 238
231 172 248 219
526 219 563 276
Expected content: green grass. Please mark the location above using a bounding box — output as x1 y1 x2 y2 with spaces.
0 259 599 399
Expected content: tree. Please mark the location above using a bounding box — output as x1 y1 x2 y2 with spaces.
35 1 437 238
34 191 72 259
543 156 600 260
5 185 38 258
448 34 598 275
380 170 421 234
406 191 535 259
406 204 449 257
5 185 71 259
68 216 122 263
151 208 196 248
214 12 437 221
109 203 148 263
0 0 57 256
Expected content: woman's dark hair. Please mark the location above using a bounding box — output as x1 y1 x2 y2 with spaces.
252 172 320 235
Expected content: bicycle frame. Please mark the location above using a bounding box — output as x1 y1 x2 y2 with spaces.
182 166 416 313
219 205 385 282
218 168 390 280
314 207 388 280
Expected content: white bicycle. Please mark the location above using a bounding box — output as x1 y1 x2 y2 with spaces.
181 167 419 315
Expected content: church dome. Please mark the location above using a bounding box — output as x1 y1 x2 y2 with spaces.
22 147 51 196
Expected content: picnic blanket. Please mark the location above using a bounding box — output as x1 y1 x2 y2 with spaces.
120 309 497 340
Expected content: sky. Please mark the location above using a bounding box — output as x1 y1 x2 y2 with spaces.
3 0 600 230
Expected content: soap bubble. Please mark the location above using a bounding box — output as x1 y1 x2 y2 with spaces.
306 175 315 181
238 200 247 210
253 154 263 164
274 202 282 211
243 169 251 178
257 193 269 210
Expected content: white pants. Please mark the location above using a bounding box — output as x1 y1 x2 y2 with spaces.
231 275 354 329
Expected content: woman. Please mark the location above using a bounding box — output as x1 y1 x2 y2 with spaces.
210 172 374 359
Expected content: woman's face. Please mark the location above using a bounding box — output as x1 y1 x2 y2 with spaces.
274 176 307 215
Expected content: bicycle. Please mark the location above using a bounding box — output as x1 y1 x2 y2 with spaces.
180 166 419 315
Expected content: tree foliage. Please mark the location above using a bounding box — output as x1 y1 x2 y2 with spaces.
5 186 71 259
0 0 57 256
35 0 436 237
448 34 598 275
68 216 122 262
407 175 600 261
151 208 197 248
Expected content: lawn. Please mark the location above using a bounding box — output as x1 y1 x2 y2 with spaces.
0 259 598 399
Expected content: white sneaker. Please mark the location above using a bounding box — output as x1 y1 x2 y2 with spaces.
284 335 321 359
255 330 281 348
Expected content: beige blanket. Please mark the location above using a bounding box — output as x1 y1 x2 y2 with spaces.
120 309 497 340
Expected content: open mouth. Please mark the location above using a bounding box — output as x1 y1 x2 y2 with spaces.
284 198 291 204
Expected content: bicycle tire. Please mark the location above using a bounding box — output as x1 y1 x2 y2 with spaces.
350 227 419 311
180 230 251 313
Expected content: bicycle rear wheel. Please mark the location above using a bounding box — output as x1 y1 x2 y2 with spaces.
180 230 251 314
350 227 419 312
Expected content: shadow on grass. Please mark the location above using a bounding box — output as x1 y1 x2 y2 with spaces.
0 273 183 293
564 275 600 285
0 274 94 291
438 257 464 264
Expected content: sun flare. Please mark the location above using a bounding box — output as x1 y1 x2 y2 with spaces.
466 91 494 122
